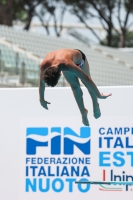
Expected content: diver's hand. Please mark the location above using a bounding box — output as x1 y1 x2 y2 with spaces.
40 100 51 110
98 93 112 99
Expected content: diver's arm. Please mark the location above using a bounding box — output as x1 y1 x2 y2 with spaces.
39 70 50 110
39 70 45 100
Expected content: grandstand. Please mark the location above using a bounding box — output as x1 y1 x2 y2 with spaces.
0 24 133 87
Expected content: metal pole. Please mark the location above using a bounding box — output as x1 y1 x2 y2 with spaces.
21 61 25 86
15 52 19 75
0 49 1 74
0 49 1 86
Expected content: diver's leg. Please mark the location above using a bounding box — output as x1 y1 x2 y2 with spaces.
81 58 101 118
63 71 89 126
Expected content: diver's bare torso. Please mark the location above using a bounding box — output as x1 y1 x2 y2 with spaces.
40 48 82 71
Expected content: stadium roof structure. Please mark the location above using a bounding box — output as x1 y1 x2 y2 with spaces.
0 24 133 86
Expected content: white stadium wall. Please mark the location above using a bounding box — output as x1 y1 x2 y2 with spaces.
0 86 133 200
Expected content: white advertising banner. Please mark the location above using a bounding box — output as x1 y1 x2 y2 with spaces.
20 116 133 200
0 86 133 200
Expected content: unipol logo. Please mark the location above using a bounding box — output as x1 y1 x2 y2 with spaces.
26 127 91 155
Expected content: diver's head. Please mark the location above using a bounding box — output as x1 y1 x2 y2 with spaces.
43 66 61 87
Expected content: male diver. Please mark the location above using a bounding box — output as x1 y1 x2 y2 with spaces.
39 48 111 126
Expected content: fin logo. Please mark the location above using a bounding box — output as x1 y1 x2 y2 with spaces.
26 127 91 155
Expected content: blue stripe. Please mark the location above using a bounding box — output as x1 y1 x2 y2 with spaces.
26 128 48 136
64 127 90 138
51 127 61 133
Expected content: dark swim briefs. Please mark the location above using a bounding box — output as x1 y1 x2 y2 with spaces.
75 49 86 68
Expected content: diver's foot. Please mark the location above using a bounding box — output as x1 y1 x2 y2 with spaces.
93 104 101 119
82 109 90 126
